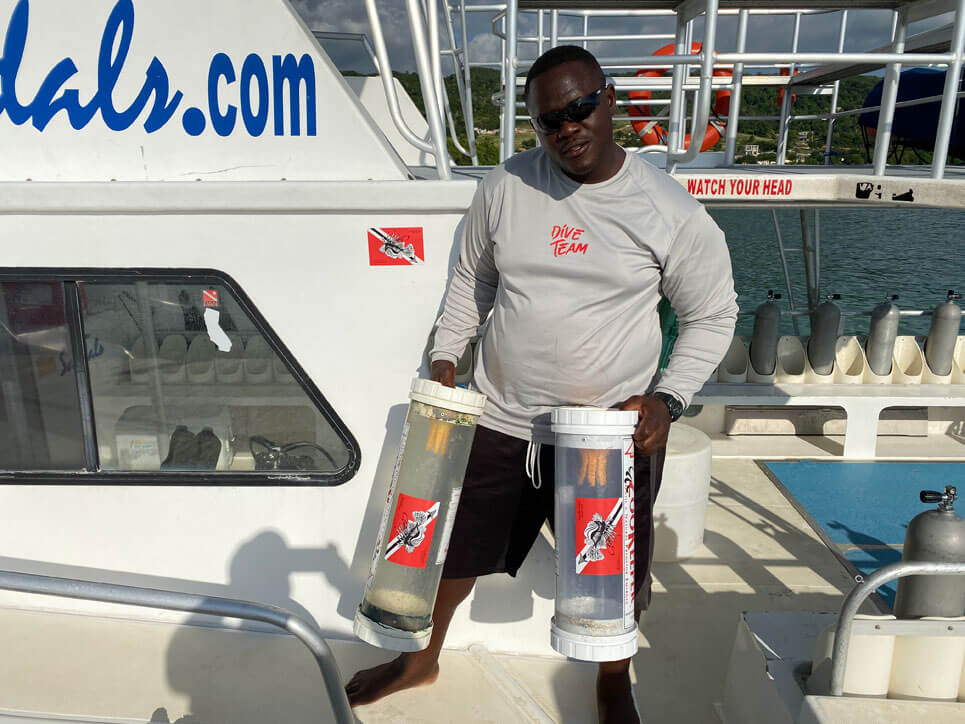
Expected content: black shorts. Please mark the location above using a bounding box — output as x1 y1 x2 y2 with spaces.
442 425 666 610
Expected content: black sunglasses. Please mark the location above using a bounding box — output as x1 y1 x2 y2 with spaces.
530 86 608 135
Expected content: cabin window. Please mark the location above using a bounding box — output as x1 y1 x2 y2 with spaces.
0 272 357 484
0 282 86 470
78 279 354 477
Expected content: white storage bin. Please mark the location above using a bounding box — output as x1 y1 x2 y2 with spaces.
834 336 866 385
158 335 187 383
243 336 273 383
888 617 965 701
186 336 217 384
892 336 924 384
774 336 806 384
652 424 712 562
718 336 748 383
215 334 245 383
952 336 964 384
808 615 896 697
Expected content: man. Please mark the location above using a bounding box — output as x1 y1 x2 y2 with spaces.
347 45 738 723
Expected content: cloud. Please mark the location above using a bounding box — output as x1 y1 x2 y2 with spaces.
468 33 502 65
291 0 417 72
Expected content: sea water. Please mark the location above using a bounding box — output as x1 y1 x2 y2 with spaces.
713 207 965 337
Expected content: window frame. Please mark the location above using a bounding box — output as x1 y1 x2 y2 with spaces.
0 268 361 487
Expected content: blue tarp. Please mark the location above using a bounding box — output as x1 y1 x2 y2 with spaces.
859 68 965 157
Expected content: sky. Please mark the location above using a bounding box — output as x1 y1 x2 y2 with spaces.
291 1 953 76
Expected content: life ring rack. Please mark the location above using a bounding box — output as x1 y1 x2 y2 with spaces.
627 42 732 153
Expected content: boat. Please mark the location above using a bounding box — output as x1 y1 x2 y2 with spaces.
0 1 962 722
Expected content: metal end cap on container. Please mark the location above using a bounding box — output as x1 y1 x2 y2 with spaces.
550 620 639 662
354 608 433 652
550 407 638 436
409 378 487 416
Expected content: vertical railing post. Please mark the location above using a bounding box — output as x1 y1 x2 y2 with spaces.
666 12 689 172
405 0 452 178
550 9 559 48
668 0 719 171
537 9 544 56
453 0 479 164
776 12 801 165
872 6 907 175
501 0 519 162
824 9 848 165
723 9 749 165
931 0 965 179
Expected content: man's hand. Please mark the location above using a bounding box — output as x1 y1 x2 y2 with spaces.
430 359 456 388
619 395 671 456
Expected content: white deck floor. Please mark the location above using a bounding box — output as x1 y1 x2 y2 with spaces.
0 455 873 723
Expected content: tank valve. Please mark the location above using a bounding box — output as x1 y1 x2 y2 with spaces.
920 485 957 512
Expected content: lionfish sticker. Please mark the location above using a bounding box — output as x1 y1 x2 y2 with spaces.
385 492 439 569
575 497 623 575
367 227 425 266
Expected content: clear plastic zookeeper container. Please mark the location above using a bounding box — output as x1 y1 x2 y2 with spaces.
355 379 486 651
551 407 639 662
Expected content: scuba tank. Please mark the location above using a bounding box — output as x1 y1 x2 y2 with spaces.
893 485 965 619
924 290 962 377
749 290 782 376
865 295 900 377
807 294 841 376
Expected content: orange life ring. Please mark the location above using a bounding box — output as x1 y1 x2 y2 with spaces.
777 66 799 106
627 42 731 153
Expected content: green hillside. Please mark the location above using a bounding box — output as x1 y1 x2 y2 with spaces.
371 70 908 166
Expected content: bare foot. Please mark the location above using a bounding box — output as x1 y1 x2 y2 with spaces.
597 669 641 724
345 654 440 707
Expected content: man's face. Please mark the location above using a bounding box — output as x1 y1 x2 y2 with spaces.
526 60 617 183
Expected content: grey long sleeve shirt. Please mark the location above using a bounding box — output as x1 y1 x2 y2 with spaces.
430 148 738 442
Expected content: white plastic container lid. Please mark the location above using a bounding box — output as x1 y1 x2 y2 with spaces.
550 407 638 436
409 378 487 416
550 620 639 662
354 608 432 652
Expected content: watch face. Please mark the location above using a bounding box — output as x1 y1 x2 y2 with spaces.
656 393 682 421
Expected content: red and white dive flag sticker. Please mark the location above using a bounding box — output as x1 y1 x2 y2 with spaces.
202 289 219 307
575 497 624 575
385 492 439 569
368 227 425 266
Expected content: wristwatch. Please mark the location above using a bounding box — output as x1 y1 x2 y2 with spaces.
652 391 684 422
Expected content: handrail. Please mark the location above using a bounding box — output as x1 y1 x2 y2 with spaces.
363 0 436 156
830 561 965 697
406 0 454 178
668 0 719 171
0 569 354 724
445 1 964 178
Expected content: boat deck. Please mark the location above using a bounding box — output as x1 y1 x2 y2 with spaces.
0 454 866 724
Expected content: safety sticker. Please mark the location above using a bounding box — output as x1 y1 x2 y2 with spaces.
367 227 425 266
366 423 409 588
202 289 219 307
435 487 462 565
575 496 623 575
385 492 439 569
622 443 635 629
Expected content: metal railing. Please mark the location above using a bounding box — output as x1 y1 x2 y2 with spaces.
436 1 964 174
0 569 354 724
829 561 965 697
